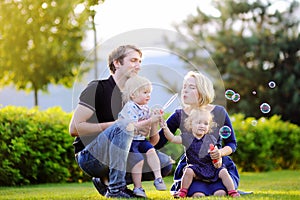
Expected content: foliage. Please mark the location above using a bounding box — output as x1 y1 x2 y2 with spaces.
0 0 90 106
0 106 88 186
231 113 300 172
170 0 300 125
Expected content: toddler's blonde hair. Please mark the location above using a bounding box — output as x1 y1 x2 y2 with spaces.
122 75 152 103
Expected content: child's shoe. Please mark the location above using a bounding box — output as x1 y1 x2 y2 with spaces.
228 190 240 197
153 177 167 190
177 188 188 198
133 187 147 198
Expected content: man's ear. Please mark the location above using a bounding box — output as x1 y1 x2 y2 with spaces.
113 59 120 69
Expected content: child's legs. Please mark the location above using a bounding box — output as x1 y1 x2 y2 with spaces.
129 141 145 189
131 160 144 189
181 167 196 190
146 148 161 179
219 168 235 191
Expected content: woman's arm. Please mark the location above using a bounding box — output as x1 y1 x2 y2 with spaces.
211 107 237 159
222 110 237 152
210 145 233 160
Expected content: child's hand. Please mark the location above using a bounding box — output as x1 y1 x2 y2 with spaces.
150 111 162 123
160 118 167 128
213 158 222 168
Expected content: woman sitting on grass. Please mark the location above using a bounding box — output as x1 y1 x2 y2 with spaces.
160 108 240 198
151 71 240 197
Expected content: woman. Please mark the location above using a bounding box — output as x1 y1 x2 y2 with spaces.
151 71 240 197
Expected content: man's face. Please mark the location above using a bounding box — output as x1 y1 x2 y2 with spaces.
117 50 141 78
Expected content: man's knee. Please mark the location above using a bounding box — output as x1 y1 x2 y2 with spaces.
156 151 172 177
161 162 172 177
157 151 172 167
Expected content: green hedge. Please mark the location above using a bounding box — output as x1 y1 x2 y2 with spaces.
231 114 300 172
0 106 88 186
0 106 299 186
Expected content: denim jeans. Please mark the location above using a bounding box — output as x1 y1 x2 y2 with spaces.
125 150 173 184
77 121 134 192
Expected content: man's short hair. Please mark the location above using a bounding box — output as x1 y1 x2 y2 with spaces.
108 45 142 74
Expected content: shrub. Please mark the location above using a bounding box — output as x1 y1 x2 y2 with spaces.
0 106 86 186
231 114 300 172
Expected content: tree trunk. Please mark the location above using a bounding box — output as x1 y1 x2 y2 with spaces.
34 88 38 106
92 12 98 79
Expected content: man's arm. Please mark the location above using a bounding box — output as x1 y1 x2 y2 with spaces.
69 104 114 137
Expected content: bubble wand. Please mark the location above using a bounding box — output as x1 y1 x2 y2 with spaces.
160 93 178 114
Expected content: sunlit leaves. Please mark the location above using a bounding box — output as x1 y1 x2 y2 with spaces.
0 0 90 105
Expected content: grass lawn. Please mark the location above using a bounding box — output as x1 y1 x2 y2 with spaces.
0 170 299 199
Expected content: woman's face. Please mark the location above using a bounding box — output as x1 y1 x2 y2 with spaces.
181 76 199 106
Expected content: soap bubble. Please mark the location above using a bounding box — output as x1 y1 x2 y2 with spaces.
260 103 271 114
251 120 258 126
268 81 276 89
225 89 235 100
219 125 232 139
232 93 240 102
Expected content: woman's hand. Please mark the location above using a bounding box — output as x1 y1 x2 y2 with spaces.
210 146 222 160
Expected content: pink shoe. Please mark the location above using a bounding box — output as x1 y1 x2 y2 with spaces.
228 190 240 197
177 188 188 198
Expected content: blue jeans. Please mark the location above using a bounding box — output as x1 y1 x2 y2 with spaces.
77 121 134 192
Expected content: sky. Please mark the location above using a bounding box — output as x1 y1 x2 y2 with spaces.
1 0 296 111
82 0 215 49
82 0 294 49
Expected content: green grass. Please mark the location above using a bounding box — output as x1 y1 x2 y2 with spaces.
0 170 299 199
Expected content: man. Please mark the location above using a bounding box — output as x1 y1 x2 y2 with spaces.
69 45 172 198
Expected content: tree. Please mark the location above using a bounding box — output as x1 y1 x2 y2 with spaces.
0 0 90 106
170 0 300 125
86 0 105 79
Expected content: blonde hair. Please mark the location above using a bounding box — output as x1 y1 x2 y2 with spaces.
184 108 216 133
183 71 215 107
122 75 152 103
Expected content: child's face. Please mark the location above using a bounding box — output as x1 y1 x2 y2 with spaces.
131 87 151 105
191 115 210 139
